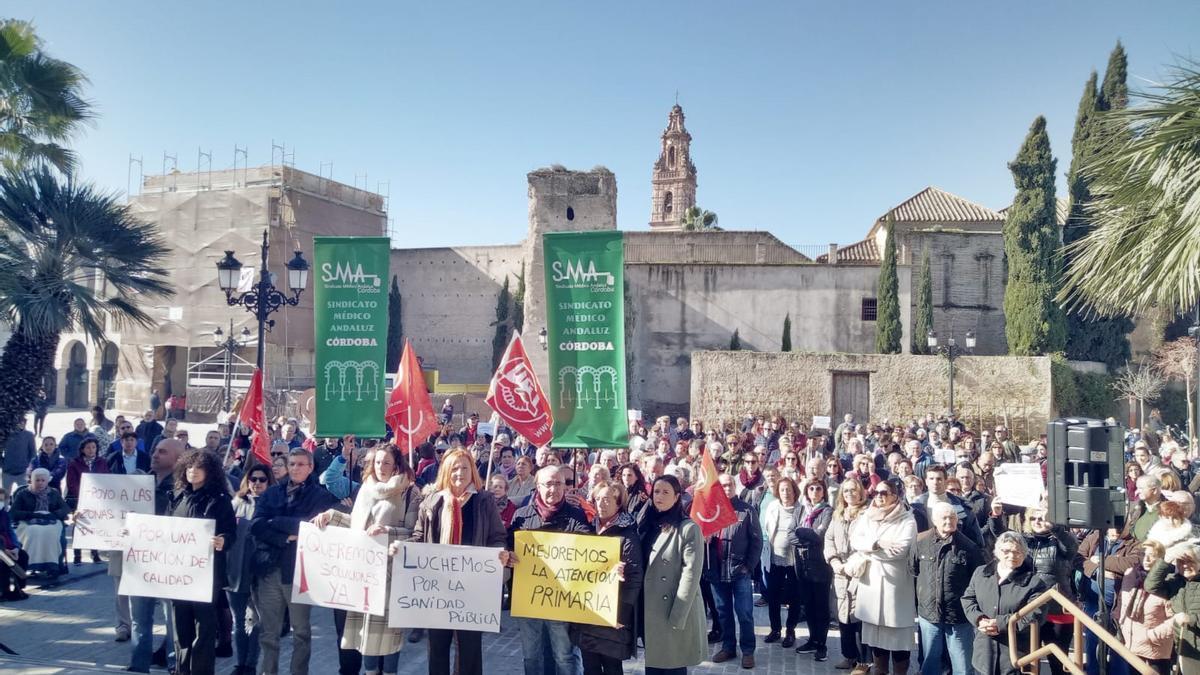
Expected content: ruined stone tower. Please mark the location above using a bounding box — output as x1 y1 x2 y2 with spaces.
649 104 697 231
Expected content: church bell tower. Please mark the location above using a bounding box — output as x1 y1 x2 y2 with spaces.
649 104 697 230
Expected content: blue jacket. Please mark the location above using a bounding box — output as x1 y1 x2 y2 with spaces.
58 431 88 461
318 456 360 500
250 473 337 584
104 449 151 475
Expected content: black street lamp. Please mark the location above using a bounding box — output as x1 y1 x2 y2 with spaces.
537 326 548 351
927 329 976 416
213 320 252 413
215 230 310 374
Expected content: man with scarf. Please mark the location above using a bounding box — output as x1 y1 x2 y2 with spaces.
707 473 762 669
508 465 592 675
735 451 765 502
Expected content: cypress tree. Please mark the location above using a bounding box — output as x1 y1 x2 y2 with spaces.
729 329 741 351
875 218 902 354
1062 48 1133 367
513 263 526 334
1004 116 1066 355
912 249 933 355
491 277 512 369
781 314 792 352
386 275 403 372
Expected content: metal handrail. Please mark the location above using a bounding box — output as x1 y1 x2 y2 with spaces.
1006 587 1156 675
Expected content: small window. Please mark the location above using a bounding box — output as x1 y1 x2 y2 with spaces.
664 191 673 214
861 298 877 321
668 146 676 169
566 207 575 221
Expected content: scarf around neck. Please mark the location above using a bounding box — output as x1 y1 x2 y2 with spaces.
738 469 762 491
534 490 562 522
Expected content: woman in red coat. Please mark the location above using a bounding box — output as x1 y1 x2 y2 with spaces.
65 435 109 565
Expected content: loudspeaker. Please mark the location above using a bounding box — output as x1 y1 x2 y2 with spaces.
1046 417 1127 529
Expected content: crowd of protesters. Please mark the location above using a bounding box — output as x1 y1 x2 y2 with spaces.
3 402 1200 675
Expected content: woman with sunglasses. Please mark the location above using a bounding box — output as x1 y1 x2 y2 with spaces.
789 478 833 661
846 477 917 675
225 464 274 675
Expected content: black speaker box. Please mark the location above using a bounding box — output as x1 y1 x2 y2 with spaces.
1046 417 1126 529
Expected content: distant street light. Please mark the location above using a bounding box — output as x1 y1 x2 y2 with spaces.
213 320 252 413
927 329 976 415
537 327 548 351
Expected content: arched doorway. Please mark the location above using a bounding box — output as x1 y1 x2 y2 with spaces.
65 342 90 408
98 343 119 410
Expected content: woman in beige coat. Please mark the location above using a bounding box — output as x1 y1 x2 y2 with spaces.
825 477 869 673
312 444 418 675
638 474 707 674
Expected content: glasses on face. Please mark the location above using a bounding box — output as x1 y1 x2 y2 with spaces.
1029 516 1045 522
873 490 892 498
248 476 268 484
271 452 285 457
541 481 564 488
807 486 824 492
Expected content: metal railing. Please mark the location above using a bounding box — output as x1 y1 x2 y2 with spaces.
1007 587 1155 675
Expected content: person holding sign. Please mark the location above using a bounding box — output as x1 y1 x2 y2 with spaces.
571 481 644 675
225 464 274 675
168 449 236 675
638 475 707 674
65 435 108 565
508 465 593 675
311 444 419 675
404 449 508 675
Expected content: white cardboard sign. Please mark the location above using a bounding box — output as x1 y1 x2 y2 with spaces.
994 463 1044 508
72 474 156 551
388 541 503 632
291 522 389 616
118 513 215 603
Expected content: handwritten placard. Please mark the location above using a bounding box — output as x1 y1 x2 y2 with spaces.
118 513 214 602
994 463 1044 508
291 522 388 616
811 416 832 430
388 541 503 632
72 474 155 551
510 531 620 627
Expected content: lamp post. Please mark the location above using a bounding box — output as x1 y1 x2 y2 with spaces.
213 320 252 413
215 230 310 376
537 327 548 351
927 329 976 416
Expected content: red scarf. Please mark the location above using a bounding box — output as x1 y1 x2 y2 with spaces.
534 490 561 522
738 469 761 491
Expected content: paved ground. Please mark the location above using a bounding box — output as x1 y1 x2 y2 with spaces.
3 410 856 674
0 558 852 674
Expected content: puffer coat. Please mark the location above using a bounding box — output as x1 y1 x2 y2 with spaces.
1146 558 1200 671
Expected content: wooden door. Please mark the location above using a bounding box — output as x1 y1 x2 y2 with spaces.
832 372 871 423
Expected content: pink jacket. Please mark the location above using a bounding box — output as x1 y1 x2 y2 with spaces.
1115 567 1176 660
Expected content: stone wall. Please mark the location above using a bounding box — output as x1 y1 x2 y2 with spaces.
690 351 1053 441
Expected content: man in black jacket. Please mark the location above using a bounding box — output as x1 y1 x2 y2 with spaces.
251 448 337 675
708 473 763 670
508 465 592 675
911 464 985 548
909 501 983 675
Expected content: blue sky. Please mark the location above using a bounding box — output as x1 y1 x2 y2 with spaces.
8 2 1199 249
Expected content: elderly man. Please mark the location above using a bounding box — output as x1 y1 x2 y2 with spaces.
58 417 89 460
251 449 338 675
508 466 592 675
708 473 762 669
1131 474 1163 542
909 502 983 675
905 439 932 481
127 438 183 673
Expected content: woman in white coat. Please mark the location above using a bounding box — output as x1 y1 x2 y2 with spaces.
846 477 917 675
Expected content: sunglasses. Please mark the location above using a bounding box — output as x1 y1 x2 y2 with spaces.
873 490 893 497
807 486 824 492
271 452 285 457
248 476 268 484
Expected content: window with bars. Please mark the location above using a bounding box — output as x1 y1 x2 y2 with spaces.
861 297 877 321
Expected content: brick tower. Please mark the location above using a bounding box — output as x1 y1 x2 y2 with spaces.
649 104 697 230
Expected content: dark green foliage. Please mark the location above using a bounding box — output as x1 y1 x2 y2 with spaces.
1063 50 1132 366
729 329 741 351
513 263 526 334
1051 355 1115 419
912 249 933 355
386 275 403 372
1004 116 1067 355
491 277 512 369
781 314 792 352
875 218 902 354
1152 389 1189 428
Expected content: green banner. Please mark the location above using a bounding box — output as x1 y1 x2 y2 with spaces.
544 231 628 448
313 237 390 437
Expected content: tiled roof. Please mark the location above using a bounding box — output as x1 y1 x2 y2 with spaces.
997 198 1068 226
885 186 1005 223
815 237 879 264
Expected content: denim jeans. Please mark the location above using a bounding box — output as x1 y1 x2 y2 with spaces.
711 575 755 655
517 618 579 675
916 618 972 675
226 590 260 670
129 595 174 672
362 651 400 673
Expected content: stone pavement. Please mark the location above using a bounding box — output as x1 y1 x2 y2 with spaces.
0 558 855 675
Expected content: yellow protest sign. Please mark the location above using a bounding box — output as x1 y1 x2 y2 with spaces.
510 530 620 627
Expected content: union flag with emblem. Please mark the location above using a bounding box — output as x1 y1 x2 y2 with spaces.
486 332 554 447
690 447 737 537
386 340 439 461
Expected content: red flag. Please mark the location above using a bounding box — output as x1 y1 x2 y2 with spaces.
238 368 271 467
386 340 438 459
689 449 737 538
485 332 554 447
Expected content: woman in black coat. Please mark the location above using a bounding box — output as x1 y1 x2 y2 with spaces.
961 531 1049 675
789 478 834 658
170 450 237 675
573 481 644 674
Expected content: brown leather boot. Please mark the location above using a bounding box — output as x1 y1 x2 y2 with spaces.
891 655 910 674
871 653 889 675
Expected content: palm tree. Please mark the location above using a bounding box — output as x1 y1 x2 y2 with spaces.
0 169 172 445
0 19 93 173
680 205 720 231
1059 63 1200 317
